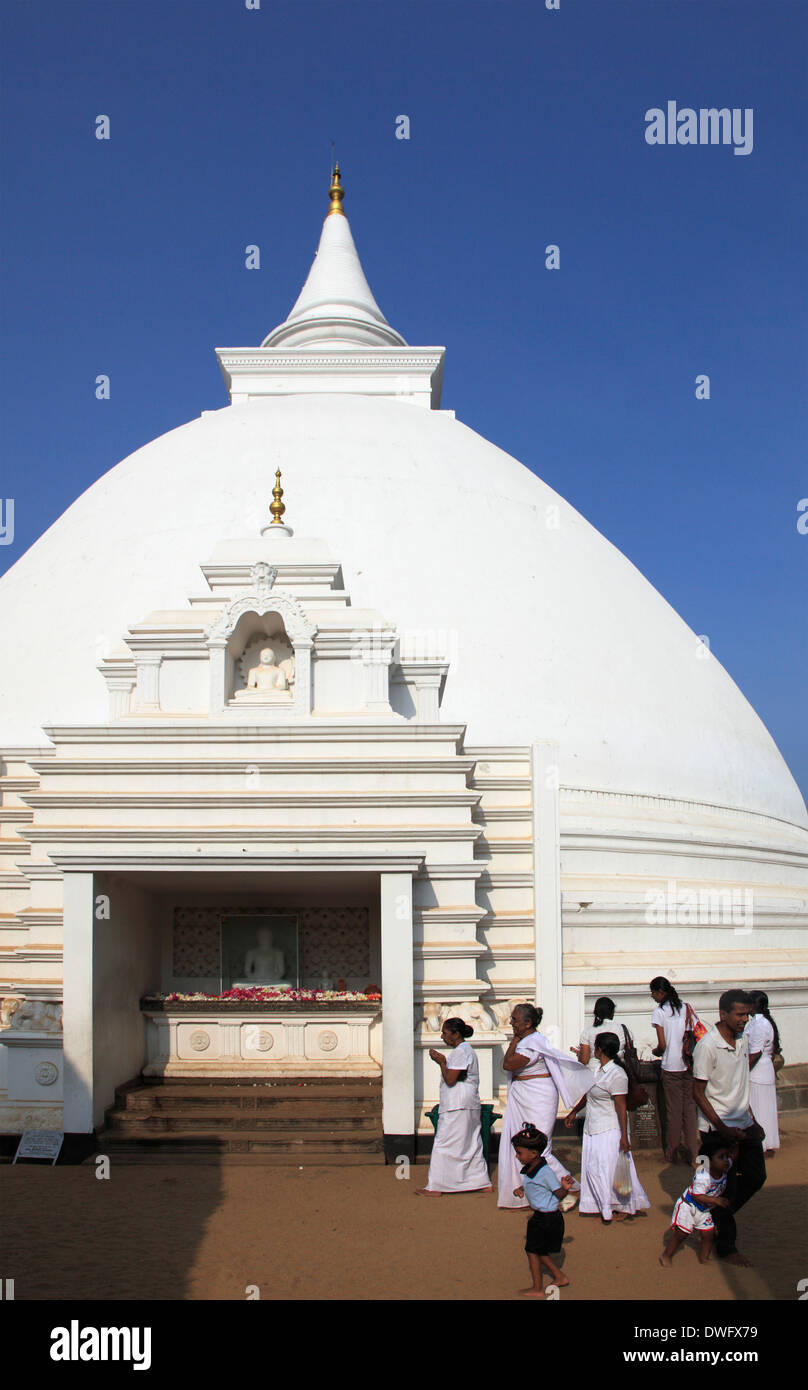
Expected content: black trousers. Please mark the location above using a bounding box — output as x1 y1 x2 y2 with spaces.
699 1130 766 1256
525 1209 564 1256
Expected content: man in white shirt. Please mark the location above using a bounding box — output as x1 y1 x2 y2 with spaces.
692 989 766 1267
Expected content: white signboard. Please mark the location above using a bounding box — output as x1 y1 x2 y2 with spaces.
13 1130 64 1164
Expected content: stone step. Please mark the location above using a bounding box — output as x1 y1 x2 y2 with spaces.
773 1063 808 1112
776 1083 808 1111
121 1090 382 1114
136 1076 382 1090
106 1111 382 1134
101 1079 385 1161
778 1063 808 1085
120 1100 382 1120
120 1081 381 1104
95 1128 385 1155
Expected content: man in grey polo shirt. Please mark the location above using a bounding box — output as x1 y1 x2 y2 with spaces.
692 988 766 1266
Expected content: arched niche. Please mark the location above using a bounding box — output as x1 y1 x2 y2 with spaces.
227 611 295 704
207 570 316 716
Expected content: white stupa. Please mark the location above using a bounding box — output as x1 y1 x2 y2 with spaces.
0 167 805 1145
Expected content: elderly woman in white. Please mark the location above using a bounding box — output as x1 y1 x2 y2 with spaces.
565 1032 650 1222
497 1004 595 1211
417 1017 492 1194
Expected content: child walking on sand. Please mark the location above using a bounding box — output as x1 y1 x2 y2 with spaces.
659 1132 735 1266
511 1123 575 1298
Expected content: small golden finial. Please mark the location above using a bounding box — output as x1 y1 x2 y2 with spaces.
327 162 345 217
270 468 286 525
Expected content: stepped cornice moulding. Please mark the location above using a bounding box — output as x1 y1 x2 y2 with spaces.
216 346 445 409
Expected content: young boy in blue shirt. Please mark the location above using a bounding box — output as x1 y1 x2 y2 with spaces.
511 1122 575 1298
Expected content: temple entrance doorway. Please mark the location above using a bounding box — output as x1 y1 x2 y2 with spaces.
64 867 397 1162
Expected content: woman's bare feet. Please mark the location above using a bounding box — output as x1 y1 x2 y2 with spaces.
611 1211 628 1222
414 1188 442 1196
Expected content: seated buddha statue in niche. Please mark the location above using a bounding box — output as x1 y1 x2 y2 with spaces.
233 639 294 702
247 644 288 691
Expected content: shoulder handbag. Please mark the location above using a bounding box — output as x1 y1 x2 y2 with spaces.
620 1025 648 1110
682 1003 708 1071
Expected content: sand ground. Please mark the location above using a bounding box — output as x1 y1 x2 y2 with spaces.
2 1112 806 1302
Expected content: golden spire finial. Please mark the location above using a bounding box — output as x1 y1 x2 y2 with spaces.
270 468 286 525
327 162 345 217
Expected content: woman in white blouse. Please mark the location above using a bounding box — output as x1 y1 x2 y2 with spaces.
650 976 700 1165
564 1033 650 1222
418 1017 492 1194
746 990 780 1156
574 996 625 1071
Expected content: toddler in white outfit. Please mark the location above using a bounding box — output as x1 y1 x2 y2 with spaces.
660 1132 736 1266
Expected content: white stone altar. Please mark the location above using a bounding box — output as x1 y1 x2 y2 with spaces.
142 1002 382 1078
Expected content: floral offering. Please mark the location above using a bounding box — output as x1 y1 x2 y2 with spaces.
147 987 381 1003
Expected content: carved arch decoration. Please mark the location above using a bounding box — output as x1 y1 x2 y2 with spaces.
207 563 317 716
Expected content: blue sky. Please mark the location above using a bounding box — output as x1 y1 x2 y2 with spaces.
1 0 806 802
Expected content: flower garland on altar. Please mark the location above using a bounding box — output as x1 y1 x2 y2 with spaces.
149 987 382 1003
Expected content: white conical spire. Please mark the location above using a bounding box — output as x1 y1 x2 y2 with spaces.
262 166 407 349
217 167 444 407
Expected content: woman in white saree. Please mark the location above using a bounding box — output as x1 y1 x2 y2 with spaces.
418 1017 492 1194
497 1004 595 1210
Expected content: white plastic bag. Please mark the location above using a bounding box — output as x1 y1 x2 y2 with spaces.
613 1150 633 1198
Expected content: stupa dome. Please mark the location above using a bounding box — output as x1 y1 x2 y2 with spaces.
1 166 805 830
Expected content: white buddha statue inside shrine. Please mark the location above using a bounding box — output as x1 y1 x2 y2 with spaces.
239 926 292 988
248 644 288 692
232 639 295 703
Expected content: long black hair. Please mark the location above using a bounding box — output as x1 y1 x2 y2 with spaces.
650 976 683 1014
593 996 616 1027
747 990 780 1056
